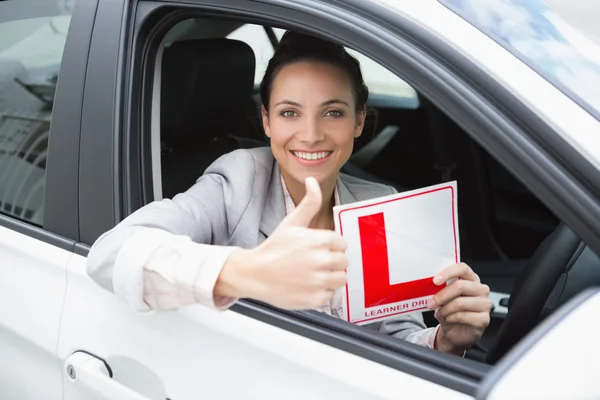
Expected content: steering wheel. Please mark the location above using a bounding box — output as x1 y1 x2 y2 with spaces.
485 223 583 364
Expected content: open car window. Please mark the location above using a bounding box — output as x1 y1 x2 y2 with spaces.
149 13 600 380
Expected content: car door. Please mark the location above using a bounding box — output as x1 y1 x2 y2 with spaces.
56 0 600 399
0 0 94 398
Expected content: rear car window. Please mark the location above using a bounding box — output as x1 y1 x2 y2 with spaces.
439 0 600 118
0 1 74 226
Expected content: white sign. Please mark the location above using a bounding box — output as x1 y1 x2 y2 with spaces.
333 181 460 325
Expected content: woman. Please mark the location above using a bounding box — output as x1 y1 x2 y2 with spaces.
87 31 491 356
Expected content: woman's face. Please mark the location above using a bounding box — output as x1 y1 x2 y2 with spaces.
262 61 366 189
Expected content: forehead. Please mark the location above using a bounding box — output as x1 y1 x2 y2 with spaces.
270 61 354 99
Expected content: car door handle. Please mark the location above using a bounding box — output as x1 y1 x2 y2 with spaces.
64 352 153 400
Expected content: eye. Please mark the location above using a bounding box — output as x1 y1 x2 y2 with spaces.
325 110 344 118
281 110 298 118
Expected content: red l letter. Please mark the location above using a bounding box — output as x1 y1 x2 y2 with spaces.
358 212 440 308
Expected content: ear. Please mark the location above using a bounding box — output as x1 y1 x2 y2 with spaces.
261 105 271 138
354 107 367 139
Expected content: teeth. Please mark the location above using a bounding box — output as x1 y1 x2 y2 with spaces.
293 151 330 160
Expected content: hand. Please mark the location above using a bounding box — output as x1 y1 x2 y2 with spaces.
217 177 348 309
427 263 492 355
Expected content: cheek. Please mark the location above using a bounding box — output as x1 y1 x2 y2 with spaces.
329 120 358 149
268 120 296 148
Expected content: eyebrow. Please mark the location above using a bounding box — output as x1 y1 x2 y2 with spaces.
274 99 351 108
321 99 350 107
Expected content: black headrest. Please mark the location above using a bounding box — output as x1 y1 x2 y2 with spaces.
160 38 256 147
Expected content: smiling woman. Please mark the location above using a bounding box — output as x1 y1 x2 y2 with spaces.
86 29 492 358
260 32 368 218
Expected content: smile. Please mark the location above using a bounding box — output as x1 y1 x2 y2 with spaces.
291 151 333 160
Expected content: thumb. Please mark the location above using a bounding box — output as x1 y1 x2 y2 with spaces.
277 177 322 229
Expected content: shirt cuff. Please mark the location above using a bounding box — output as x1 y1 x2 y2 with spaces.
430 325 467 358
114 228 239 311
184 242 240 309
113 229 165 312
145 239 240 310
407 325 439 349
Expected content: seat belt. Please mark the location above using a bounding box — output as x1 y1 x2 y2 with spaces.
350 125 400 168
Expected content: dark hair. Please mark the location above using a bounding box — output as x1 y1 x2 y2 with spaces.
260 31 369 112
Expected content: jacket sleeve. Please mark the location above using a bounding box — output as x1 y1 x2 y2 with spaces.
377 313 439 348
86 152 254 312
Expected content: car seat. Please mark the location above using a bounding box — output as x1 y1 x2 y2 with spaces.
160 38 267 199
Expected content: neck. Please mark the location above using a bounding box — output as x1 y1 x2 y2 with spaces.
282 171 337 229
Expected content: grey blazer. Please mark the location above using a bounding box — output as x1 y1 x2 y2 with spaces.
87 147 431 342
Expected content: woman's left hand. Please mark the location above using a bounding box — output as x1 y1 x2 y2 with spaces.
427 262 492 355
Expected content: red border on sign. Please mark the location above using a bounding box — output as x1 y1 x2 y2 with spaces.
338 185 458 324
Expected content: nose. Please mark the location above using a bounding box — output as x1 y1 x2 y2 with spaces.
298 116 325 144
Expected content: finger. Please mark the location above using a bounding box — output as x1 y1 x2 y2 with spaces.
325 270 347 290
277 177 322 229
433 262 480 285
438 296 493 319
311 250 348 271
311 290 335 308
428 280 490 308
444 311 491 329
328 251 349 271
310 230 347 252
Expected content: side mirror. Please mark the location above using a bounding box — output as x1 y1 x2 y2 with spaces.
477 288 600 400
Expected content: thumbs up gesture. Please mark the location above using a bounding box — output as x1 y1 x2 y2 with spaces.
219 177 349 309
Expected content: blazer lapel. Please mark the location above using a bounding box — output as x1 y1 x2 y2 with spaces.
337 175 357 205
258 167 358 240
259 161 286 240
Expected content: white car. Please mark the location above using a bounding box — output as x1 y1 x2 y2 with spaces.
1 0 600 399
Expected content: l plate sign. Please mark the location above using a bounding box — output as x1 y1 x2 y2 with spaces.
334 181 460 325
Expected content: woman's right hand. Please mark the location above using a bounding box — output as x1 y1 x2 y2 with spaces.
216 177 348 309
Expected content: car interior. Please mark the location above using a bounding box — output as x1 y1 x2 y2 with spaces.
153 17 600 365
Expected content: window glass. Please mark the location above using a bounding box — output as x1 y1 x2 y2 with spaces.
227 25 418 104
227 24 276 85
270 28 417 102
439 0 600 117
346 48 418 103
0 2 74 226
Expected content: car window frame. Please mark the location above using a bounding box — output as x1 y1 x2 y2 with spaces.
75 0 600 395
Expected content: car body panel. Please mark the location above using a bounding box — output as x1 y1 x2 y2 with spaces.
59 254 470 400
0 224 70 400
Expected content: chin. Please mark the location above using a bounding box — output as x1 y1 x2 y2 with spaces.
291 169 338 186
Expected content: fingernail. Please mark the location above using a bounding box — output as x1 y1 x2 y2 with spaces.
433 276 444 285
427 298 437 309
